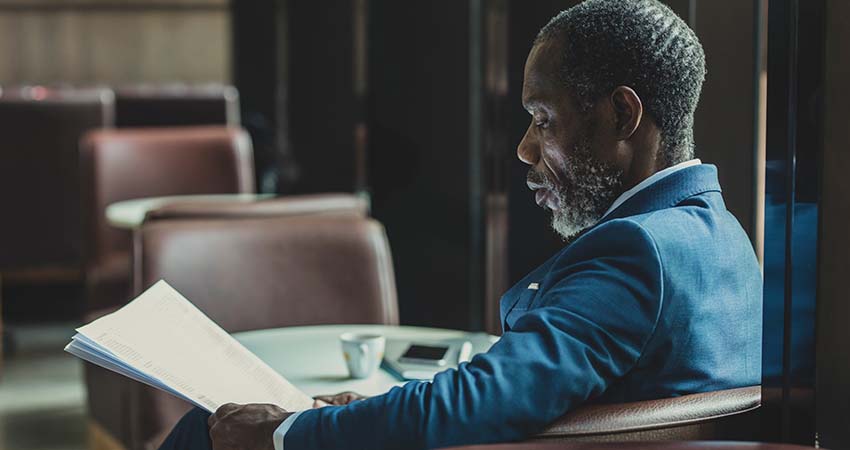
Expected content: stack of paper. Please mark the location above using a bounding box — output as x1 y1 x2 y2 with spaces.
65 280 315 413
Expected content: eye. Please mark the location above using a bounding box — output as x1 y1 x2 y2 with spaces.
534 118 548 129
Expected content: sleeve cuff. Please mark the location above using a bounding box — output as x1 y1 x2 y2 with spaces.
273 410 305 450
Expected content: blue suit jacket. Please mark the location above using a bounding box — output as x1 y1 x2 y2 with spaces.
286 164 762 449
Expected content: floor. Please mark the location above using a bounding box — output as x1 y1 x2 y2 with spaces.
0 322 88 450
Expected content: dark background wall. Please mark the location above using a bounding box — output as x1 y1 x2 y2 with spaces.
816 1 850 447
232 0 361 194
286 0 358 194
367 1 475 329
691 0 759 247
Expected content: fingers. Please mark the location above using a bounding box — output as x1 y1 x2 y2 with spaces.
208 403 289 450
340 392 364 404
209 402 240 428
209 403 241 450
217 402 241 416
312 392 366 406
312 398 329 408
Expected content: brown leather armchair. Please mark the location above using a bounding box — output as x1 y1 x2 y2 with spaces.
87 204 397 450
114 84 240 128
79 126 255 313
0 87 113 277
0 87 113 369
434 388 764 450
533 386 761 442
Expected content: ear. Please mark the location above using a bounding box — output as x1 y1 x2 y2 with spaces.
610 86 643 140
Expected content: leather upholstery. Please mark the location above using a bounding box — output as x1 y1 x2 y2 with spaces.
79 126 255 311
438 442 815 450
536 386 761 441
114 84 240 127
138 214 398 330
0 87 113 272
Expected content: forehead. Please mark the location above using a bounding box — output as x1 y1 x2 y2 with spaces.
522 40 567 109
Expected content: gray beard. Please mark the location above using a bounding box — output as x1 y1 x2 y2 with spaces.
535 138 624 241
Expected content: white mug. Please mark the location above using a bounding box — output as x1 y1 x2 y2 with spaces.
340 333 386 379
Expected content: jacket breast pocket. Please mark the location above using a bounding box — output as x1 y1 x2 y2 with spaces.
504 288 539 331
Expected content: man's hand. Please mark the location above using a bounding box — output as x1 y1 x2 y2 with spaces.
312 391 368 408
208 403 292 450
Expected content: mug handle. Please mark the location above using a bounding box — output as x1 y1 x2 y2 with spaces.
358 343 369 372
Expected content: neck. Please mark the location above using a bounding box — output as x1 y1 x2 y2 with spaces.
620 124 667 190
622 146 660 191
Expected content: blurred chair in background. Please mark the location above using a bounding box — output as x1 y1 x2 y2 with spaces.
114 84 240 128
79 126 255 314
86 196 397 450
0 87 114 365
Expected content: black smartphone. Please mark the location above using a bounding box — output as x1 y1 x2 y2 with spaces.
398 344 451 366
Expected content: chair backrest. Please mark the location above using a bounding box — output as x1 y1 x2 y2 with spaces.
534 386 761 442
0 87 114 272
131 212 398 449
114 84 240 127
138 213 398 330
79 126 255 267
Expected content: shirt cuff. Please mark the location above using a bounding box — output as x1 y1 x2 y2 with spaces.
273 410 305 450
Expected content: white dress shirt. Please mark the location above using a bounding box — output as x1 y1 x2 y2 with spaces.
274 410 304 450
272 158 702 450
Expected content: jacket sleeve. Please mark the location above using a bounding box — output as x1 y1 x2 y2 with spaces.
284 220 664 450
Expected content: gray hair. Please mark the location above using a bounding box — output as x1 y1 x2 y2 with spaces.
536 0 706 166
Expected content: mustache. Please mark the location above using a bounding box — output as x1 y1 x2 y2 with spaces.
527 169 555 189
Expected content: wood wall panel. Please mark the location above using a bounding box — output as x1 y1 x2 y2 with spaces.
0 0 229 85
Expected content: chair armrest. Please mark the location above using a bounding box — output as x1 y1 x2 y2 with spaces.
144 193 368 222
537 386 761 438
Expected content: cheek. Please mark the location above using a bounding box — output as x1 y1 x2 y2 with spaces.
540 139 571 182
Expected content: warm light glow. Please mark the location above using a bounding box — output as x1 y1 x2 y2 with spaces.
31 86 48 101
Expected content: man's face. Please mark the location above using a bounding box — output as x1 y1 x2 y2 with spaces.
518 40 625 241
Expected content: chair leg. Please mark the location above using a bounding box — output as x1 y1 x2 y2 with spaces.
0 275 16 375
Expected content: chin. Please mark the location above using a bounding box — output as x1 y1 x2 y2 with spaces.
551 208 598 242
550 216 583 242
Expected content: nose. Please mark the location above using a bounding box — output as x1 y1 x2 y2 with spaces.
517 124 539 166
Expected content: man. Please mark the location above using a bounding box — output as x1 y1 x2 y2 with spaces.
160 0 762 449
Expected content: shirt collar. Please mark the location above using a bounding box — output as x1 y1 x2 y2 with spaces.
600 159 702 220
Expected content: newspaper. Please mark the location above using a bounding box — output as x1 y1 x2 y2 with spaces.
65 280 314 412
